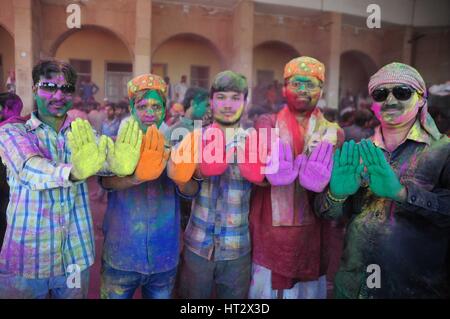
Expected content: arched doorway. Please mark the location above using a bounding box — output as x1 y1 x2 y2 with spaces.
53 26 133 103
0 25 15 92
252 41 299 107
339 50 377 109
152 33 224 94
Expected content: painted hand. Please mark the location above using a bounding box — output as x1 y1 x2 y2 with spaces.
199 124 229 177
265 140 302 186
237 129 265 183
68 119 107 181
134 125 168 182
168 129 200 185
359 139 404 200
298 141 333 192
330 140 364 199
107 119 143 176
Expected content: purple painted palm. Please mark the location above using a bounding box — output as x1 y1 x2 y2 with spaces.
298 141 334 193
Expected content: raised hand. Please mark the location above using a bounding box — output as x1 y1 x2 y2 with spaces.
68 118 108 181
134 125 168 182
298 141 333 192
168 129 201 185
199 124 229 177
107 119 143 176
359 139 404 200
265 140 302 186
237 129 265 183
329 140 364 199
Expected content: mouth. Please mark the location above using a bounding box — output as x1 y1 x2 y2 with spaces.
381 106 403 114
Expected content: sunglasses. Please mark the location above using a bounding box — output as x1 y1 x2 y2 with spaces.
371 86 417 102
37 82 75 94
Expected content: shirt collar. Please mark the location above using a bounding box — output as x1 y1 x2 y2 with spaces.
27 112 74 133
372 117 431 150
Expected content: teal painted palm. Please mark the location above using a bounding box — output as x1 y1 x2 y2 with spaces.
330 140 364 198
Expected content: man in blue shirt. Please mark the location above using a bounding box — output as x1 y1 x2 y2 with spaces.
99 74 199 299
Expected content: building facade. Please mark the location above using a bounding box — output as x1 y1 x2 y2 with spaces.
0 0 449 114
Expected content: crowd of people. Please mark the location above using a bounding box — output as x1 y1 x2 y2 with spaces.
0 56 449 300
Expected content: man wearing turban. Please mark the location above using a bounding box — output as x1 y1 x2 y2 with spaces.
316 62 450 298
249 57 344 299
99 74 200 299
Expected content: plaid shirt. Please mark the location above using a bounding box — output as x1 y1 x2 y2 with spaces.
0 113 96 279
184 163 252 261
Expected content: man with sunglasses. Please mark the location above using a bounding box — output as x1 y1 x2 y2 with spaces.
0 59 137 298
316 62 450 298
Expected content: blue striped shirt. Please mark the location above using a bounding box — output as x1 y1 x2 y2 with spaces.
0 113 96 279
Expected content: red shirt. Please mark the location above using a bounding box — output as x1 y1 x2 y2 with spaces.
250 113 342 289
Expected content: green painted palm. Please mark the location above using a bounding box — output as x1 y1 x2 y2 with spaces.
330 140 364 198
359 139 403 200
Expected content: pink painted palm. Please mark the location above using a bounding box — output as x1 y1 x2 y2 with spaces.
265 140 302 186
298 141 334 193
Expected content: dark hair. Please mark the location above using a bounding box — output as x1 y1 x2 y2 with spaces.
182 87 209 112
354 109 373 127
0 92 23 116
210 70 248 99
105 103 117 111
247 106 266 118
32 59 77 87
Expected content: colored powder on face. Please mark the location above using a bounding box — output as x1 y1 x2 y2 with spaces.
130 90 166 131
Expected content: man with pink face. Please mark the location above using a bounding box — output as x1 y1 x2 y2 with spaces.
315 63 450 298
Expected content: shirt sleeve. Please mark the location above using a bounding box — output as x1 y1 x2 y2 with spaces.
314 188 349 220
0 124 74 190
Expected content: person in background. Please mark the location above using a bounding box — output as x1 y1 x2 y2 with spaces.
166 102 185 127
343 108 374 142
87 99 106 133
79 77 99 104
164 76 174 107
5 69 16 94
174 75 188 104
101 103 121 140
0 92 25 253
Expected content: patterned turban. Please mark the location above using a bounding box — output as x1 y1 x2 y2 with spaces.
284 56 325 82
368 62 426 97
127 74 167 100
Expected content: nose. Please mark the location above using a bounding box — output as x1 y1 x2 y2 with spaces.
53 89 64 99
385 91 397 105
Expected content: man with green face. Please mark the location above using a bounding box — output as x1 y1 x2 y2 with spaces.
169 86 210 135
99 74 200 299
316 63 450 298
0 59 134 298
168 87 211 231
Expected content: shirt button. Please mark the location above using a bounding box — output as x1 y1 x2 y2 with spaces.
427 201 432 207
411 195 416 202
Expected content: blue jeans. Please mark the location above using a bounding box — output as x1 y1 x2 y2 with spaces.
100 261 177 299
0 269 90 299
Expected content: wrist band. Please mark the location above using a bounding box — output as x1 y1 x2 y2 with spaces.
327 189 347 203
